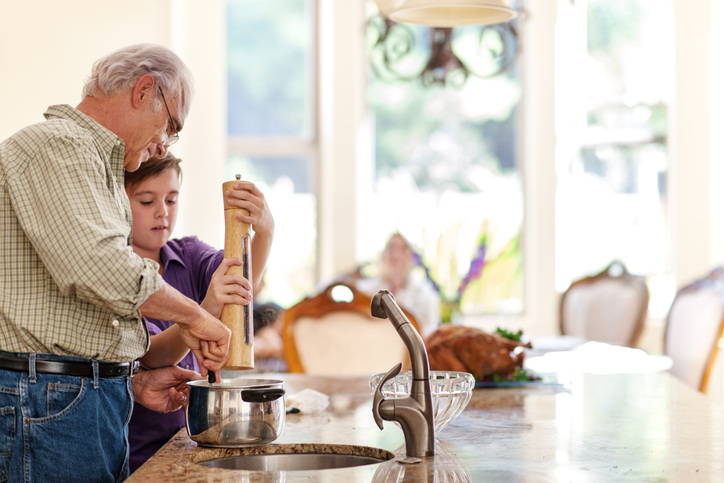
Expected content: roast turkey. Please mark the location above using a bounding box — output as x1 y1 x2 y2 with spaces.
424 325 531 381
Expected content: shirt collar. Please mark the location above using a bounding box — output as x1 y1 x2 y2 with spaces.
43 104 125 181
160 242 187 272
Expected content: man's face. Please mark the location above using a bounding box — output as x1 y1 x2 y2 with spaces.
123 88 183 172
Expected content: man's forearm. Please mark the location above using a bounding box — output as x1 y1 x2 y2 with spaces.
140 283 207 329
140 280 231 374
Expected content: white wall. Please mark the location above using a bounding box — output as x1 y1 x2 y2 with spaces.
0 1 170 138
317 0 368 283
0 0 227 249
672 0 718 288
168 0 227 247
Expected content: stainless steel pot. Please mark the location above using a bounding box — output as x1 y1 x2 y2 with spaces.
186 378 285 447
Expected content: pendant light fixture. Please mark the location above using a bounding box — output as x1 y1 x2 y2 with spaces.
368 0 520 87
375 0 518 27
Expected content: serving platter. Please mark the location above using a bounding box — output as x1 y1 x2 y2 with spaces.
474 378 561 388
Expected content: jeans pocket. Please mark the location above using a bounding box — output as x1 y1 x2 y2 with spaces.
0 406 16 483
46 382 82 418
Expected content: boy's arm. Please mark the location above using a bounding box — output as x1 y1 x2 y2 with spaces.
250 229 273 293
139 324 190 369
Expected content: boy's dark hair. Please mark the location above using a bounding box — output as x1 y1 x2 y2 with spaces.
124 152 183 190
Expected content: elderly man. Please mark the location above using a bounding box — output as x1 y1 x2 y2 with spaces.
0 44 231 481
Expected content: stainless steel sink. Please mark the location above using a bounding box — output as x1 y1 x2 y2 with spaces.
193 443 395 472
199 453 387 471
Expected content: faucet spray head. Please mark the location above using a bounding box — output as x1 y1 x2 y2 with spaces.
371 290 393 319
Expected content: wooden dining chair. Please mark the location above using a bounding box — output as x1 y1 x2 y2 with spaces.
664 267 724 393
559 260 649 347
281 281 421 375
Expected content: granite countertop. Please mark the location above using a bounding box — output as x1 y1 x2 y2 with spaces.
126 371 724 482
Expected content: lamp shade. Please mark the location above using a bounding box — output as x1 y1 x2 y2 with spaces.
375 0 406 16
381 0 517 27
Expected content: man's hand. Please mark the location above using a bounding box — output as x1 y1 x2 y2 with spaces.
132 366 202 412
140 284 232 374
177 309 232 375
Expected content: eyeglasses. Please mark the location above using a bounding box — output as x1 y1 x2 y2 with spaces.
157 85 179 147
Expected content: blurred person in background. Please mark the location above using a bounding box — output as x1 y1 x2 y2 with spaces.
357 233 441 337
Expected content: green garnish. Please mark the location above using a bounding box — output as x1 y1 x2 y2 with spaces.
491 368 540 383
495 327 523 342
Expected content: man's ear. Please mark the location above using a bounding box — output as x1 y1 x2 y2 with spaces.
132 74 156 109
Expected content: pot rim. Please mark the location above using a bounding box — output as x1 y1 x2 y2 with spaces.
188 378 284 389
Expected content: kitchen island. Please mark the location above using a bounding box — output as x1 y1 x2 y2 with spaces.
127 371 724 482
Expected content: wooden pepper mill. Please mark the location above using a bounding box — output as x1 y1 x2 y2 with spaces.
221 174 254 370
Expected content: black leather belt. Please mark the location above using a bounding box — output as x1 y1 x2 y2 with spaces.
0 353 139 378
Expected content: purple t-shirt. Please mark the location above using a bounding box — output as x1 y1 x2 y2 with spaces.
128 237 224 473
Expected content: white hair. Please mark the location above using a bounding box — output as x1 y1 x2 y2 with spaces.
82 43 194 119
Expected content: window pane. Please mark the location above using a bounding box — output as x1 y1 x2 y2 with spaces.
557 143 668 272
226 0 313 137
365 14 523 316
226 155 317 307
556 0 673 317
226 0 317 308
226 154 314 194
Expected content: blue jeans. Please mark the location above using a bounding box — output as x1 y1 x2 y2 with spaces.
0 352 133 483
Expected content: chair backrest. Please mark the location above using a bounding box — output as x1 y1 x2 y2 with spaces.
664 267 724 392
281 282 420 375
559 260 649 347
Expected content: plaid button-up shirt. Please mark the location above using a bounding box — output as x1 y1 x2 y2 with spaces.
0 105 164 362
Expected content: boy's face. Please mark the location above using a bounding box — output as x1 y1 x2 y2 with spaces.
126 168 180 256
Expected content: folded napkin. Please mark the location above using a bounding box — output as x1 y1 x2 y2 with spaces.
286 388 330 413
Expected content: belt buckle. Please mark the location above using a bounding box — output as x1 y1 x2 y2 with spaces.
130 360 140 376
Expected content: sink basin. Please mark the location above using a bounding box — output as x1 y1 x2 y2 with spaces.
199 453 386 471
192 443 395 472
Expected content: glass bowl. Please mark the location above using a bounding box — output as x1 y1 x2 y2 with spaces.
369 370 475 432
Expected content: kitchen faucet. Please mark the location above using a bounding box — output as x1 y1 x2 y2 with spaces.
371 290 435 459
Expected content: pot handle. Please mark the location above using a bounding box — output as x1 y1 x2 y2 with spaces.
241 387 286 403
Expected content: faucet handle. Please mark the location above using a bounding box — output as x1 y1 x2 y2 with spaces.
372 362 402 429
